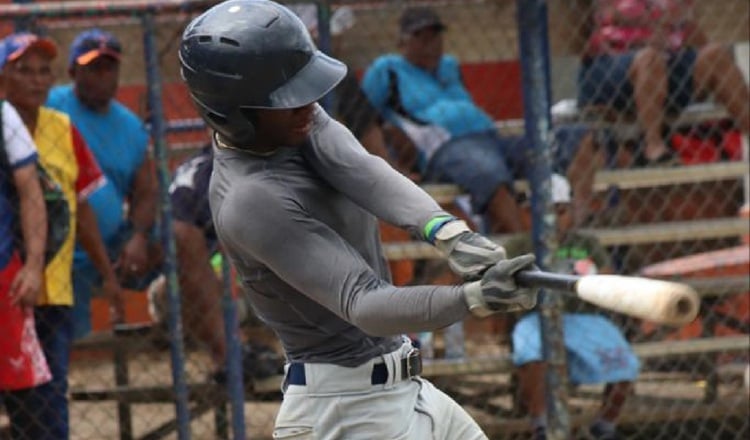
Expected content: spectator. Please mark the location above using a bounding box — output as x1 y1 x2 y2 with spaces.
0 98 52 439
149 143 283 383
361 6 529 234
1 32 122 439
504 174 639 440
578 0 750 165
46 29 159 339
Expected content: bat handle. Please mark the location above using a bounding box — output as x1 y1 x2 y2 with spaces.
515 270 581 293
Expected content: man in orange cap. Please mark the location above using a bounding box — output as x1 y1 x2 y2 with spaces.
1 31 121 439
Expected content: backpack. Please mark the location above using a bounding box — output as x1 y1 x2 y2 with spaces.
0 100 70 264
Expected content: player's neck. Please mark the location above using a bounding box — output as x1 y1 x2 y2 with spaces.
214 132 278 157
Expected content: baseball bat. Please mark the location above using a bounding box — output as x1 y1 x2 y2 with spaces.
515 271 700 326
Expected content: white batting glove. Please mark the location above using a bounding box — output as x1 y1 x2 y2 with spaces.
433 219 507 280
462 254 539 318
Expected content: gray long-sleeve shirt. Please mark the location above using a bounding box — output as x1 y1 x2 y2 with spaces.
209 105 469 367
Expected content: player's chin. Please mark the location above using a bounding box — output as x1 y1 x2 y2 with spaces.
286 127 312 146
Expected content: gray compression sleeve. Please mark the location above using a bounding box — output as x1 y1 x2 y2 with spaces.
216 181 469 336
303 105 452 240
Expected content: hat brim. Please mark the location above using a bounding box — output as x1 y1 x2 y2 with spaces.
75 48 121 66
7 37 58 63
262 50 347 109
403 21 446 35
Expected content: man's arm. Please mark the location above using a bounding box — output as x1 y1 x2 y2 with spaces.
129 155 158 234
69 125 124 319
119 155 157 276
218 183 469 336
306 108 506 278
10 163 46 305
76 200 124 321
174 220 226 361
306 108 447 237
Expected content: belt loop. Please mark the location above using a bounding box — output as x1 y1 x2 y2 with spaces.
386 349 400 389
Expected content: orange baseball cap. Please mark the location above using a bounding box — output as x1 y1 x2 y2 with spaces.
69 28 122 66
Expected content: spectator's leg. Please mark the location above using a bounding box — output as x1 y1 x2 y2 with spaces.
599 381 632 422
3 388 48 440
34 305 74 440
629 47 672 161
589 381 632 439
552 125 604 226
486 186 526 233
693 43 750 133
568 132 604 226
511 313 546 435
517 361 548 434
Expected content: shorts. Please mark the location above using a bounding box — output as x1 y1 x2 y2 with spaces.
512 313 640 385
425 131 527 214
578 49 698 114
0 253 51 390
274 339 487 440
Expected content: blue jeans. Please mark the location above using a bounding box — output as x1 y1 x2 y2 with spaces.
3 306 73 439
425 131 527 215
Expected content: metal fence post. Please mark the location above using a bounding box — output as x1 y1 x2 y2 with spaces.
516 0 570 438
220 253 247 440
141 11 192 440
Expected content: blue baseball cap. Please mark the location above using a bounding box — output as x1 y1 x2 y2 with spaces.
0 32 58 69
69 28 122 67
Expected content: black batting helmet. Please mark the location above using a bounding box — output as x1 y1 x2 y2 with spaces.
179 0 347 145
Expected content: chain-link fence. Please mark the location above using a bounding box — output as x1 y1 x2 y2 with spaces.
1 0 748 439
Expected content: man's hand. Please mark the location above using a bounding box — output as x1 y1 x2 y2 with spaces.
101 275 126 324
10 263 44 307
434 220 507 280
462 254 539 317
117 232 149 277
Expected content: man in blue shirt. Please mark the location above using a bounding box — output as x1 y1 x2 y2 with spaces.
362 6 528 234
46 29 158 339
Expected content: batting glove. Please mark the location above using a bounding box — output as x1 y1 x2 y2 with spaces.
462 254 539 318
433 219 507 280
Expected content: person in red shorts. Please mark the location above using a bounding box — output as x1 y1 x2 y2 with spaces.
0 98 51 436
1 32 122 439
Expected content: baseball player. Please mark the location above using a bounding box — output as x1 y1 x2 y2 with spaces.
180 1 539 439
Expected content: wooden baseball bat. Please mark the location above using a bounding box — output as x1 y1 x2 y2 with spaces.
515 271 700 326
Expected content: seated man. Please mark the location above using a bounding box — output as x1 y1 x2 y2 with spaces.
578 0 749 166
504 174 639 440
361 6 529 234
149 144 283 383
